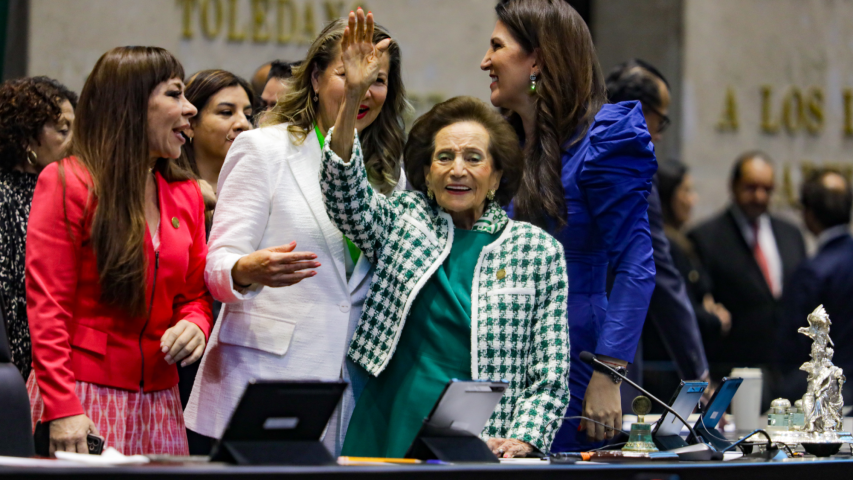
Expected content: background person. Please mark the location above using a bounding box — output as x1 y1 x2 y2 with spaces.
0 76 76 380
657 159 731 347
249 61 272 100
177 69 254 454
606 60 709 403
480 0 656 451
689 151 805 404
26 46 212 456
321 29 569 454
181 69 254 229
259 60 301 114
185 10 408 456
778 170 853 403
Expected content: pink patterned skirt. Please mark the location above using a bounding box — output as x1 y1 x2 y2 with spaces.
27 373 189 455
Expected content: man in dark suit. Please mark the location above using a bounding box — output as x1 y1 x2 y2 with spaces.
689 152 806 373
777 170 853 401
606 60 709 403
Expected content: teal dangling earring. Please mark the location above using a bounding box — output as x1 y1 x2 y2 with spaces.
529 73 537 94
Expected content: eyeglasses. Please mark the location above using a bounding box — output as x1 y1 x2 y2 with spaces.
643 102 671 134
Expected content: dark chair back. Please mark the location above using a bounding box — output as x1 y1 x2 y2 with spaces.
0 294 35 457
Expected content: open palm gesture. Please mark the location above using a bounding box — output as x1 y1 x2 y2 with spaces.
341 8 391 95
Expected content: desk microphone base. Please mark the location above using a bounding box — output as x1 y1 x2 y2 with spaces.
670 443 723 461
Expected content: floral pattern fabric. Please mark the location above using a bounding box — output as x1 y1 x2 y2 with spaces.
0 170 37 379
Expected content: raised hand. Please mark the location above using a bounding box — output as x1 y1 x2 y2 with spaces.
340 8 392 96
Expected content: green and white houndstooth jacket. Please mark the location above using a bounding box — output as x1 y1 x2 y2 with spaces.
319 128 570 452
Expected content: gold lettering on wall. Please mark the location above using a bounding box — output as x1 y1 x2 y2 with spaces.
324 1 345 20
781 87 804 133
179 0 196 39
302 2 316 44
803 87 824 134
227 0 246 41
760 85 780 133
180 0 370 44
844 88 853 136
201 0 223 39
716 86 738 131
252 0 271 42
277 0 297 43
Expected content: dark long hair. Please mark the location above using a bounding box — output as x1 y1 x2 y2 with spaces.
497 0 606 228
72 46 193 316
181 69 255 176
657 159 688 227
265 19 408 194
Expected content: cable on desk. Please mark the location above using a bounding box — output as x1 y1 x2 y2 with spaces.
722 429 774 453
544 416 630 456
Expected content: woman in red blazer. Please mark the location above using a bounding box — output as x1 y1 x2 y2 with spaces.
25 46 212 456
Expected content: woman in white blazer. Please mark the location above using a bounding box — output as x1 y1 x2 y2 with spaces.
184 10 409 455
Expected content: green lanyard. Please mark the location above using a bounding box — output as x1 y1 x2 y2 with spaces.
315 124 361 266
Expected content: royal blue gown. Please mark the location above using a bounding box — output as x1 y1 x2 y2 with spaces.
511 101 657 452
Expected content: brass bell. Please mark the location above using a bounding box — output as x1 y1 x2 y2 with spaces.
622 396 659 453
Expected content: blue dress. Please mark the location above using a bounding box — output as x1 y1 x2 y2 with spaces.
511 101 657 452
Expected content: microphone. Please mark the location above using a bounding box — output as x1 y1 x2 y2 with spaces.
580 351 721 461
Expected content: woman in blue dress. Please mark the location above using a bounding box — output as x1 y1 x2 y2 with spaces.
480 0 656 452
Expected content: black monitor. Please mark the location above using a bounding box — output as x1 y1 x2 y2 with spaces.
692 377 743 450
405 379 508 463
210 379 347 465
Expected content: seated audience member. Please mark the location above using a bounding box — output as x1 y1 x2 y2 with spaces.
606 60 708 397
26 46 212 456
689 152 805 376
0 76 76 380
259 60 300 114
656 159 731 348
182 69 254 226
320 19 569 458
778 170 853 402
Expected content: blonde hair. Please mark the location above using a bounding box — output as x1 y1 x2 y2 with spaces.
264 19 408 194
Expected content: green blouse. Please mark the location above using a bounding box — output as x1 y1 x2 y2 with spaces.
342 227 502 457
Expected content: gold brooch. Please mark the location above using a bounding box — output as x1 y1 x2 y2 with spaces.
496 269 506 280
171 217 180 229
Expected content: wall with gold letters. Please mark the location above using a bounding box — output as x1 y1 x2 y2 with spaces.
28 0 499 122
683 0 853 221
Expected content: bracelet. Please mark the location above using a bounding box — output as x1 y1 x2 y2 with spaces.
592 362 627 385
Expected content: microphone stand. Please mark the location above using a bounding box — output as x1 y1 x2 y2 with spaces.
580 351 723 461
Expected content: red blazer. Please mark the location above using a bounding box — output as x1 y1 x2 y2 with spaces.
26 158 213 422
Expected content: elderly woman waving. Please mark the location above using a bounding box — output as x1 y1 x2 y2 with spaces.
321 14 569 458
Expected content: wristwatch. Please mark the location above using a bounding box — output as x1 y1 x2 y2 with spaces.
592 361 627 385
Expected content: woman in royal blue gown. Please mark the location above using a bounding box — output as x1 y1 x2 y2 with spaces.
480 0 656 452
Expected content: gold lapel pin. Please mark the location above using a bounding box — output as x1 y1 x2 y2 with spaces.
171 217 180 229
496 268 506 280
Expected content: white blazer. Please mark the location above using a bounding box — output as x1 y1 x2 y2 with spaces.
184 124 396 454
